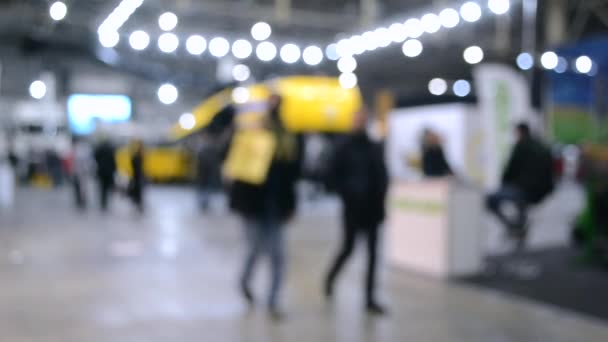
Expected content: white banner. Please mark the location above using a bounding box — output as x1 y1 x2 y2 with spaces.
474 64 533 190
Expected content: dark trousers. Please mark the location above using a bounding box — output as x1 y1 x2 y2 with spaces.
129 181 144 213
486 185 529 230
98 178 113 211
326 213 380 304
72 176 86 209
240 217 285 308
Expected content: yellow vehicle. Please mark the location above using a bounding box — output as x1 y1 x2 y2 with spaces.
171 76 363 139
115 143 194 183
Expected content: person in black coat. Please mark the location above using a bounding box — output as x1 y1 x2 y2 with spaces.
229 94 302 318
93 139 116 212
324 108 389 315
486 122 555 246
128 140 145 213
421 129 452 178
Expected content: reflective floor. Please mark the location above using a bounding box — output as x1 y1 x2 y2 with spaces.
1 186 607 341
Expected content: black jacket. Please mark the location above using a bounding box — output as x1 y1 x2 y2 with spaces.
422 145 452 177
229 125 303 223
502 137 554 204
93 142 116 182
327 132 389 228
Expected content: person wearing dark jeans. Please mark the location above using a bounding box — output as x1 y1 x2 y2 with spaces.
128 141 145 213
94 139 116 212
240 212 285 311
98 178 113 211
228 94 302 319
326 208 381 309
324 108 389 315
487 185 529 246
486 123 554 247
73 177 86 210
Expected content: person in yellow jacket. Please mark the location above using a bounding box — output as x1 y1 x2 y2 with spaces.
228 94 303 319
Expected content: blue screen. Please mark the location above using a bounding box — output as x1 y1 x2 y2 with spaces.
67 94 132 135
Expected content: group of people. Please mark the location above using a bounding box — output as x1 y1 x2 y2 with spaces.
223 94 556 319
226 95 389 319
68 137 146 213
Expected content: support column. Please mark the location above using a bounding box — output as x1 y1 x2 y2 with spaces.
521 0 538 53
275 0 291 24
495 14 512 57
545 0 568 46
360 0 378 27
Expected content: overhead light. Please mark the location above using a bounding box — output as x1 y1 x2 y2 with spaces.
362 31 380 51
540 51 558 70
336 38 353 57
186 35 206 55
404 18 423 39
460 2 482 23
158 33 179 53
158 12 178 31
232 64 251 82
158 83 178 105
49 1 67 21
280 43 301 64
209 37 230 57
129 30 150 50
555 57 568 73
463 46 484 64
251 22 272 41
575 56 593 74
232 39 253 59
389 23 407 43
339 73 357 89
29 80 47 100
326 43 339 61
374 27 392 47
98 0 145 34
99 30 120 48
402 39 423 58
453 80 471 97
256 41 277 62
232 87 250 104
179 113 196 130
516 52 534 70
428 78 448 96
488 0 510 15
421 13 441 34
350 35 366 55
303 46 324 66
439 8 460 28
337 56 357 73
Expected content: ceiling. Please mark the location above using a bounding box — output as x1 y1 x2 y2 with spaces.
0 0 607 102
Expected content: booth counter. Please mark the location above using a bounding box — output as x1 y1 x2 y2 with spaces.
386 178 483 278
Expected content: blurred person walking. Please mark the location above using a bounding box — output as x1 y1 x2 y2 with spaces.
0 143 15 211
324 108 389 315
196 132 221 211
486 122 555 248
93 138 117 212
128 140 145 213
228 94 302 319
68 136 92 210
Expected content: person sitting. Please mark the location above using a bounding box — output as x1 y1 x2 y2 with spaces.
486 122 555 248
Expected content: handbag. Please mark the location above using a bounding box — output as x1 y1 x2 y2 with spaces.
223 128 277 185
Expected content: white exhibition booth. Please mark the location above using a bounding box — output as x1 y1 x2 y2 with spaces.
385 103 485 278
383 64 574 279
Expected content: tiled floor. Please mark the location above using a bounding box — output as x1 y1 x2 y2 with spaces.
0 186 607 342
